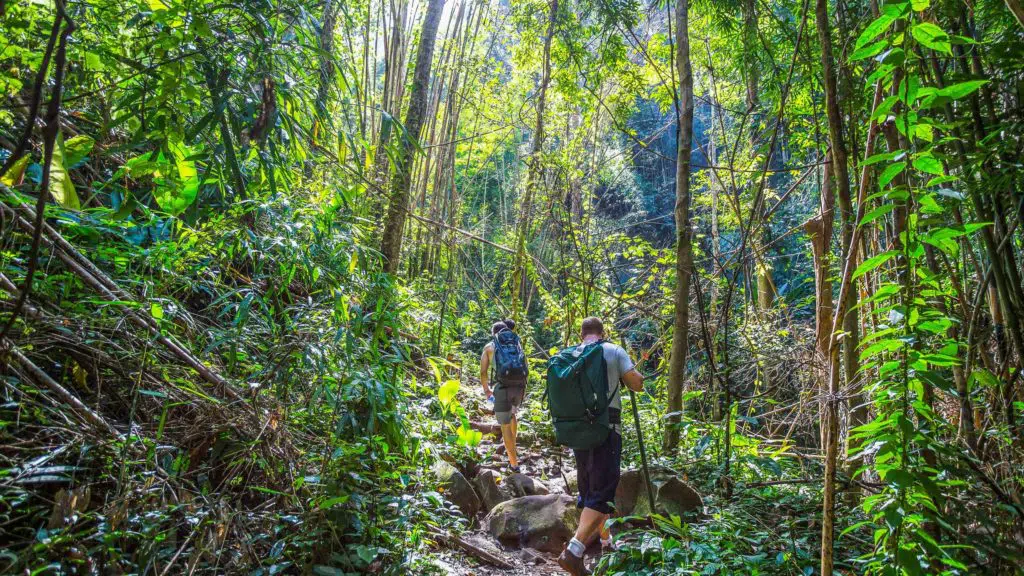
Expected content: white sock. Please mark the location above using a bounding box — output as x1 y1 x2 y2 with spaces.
601 537 612 548
567 537 586 557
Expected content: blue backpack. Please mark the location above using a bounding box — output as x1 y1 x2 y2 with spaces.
492 329 528 385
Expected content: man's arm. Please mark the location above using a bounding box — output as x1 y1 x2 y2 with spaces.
480 346 492 397
621 368 644 392
617 345 644 392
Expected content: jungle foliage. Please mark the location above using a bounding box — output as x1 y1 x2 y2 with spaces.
1 0 1023 573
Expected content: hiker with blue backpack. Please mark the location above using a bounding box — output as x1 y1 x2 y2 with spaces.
480 320 528 473
546 317 644 576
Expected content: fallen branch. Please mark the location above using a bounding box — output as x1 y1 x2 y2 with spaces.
2 340 120 438
428 530 514 570
0 195 248 408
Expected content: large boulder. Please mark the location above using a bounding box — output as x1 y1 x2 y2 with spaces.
507 473 550 497
485 494 580 553
433 461 480 518
472 469 512 512
615 467 703 518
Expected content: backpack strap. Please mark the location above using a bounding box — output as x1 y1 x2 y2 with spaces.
589 340 621 422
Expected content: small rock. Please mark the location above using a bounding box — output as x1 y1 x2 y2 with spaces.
520 548 546 565
485 494 580 553
472 469 512 513
433 460 480 518
507 473 550 497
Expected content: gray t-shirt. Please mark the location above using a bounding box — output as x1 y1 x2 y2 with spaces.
573 339 636 428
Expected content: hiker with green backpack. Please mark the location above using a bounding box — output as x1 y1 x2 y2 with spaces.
480 320 529 473
546 317 644 576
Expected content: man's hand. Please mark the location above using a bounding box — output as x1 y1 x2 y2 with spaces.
622 369 644 392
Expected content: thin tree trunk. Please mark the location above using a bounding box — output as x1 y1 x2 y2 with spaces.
815 0 860 456
740 0 776 313
806 156 834 447
664 0 695 453
510 0 558 321
315 0 337 132
380 0 446 273
816 0 857 566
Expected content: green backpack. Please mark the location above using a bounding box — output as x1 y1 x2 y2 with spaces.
545 341 619 450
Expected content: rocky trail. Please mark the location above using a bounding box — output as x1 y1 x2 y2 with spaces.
427 385 705 574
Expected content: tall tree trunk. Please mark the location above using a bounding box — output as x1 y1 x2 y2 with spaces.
379 0 446 273
314 0 337 134
816 0 850 570
509 0 558 322
372 0 411 205
845 80 885 480
806 156 834 447
664 0 695 453
740 0 776 313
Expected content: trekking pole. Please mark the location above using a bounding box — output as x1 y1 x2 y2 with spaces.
621 336 657 513
629 387 657 514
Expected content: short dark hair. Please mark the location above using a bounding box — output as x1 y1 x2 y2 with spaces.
580 317 604 338
503 319 516 331
491 321 508 335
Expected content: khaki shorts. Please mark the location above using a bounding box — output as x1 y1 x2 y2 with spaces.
493 382 525 425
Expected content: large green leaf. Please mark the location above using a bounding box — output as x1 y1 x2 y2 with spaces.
912 153 944 176
911 22 951 54
63 135 95 168
153 140 200 215
49 132 80 210
0 154 30 186
936 80 988 100
854 250 897 279
456 423 482 447
855 13 896 50
437 379 460 411
851 40 888 61
878 162 906 188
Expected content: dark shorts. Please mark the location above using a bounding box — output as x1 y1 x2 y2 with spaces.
573 430 622 515
493 381 525 425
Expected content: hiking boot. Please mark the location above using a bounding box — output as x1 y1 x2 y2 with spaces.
508 464 521 474
557 549 590 576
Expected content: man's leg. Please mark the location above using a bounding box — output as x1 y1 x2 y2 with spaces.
559 431 621 575
503 388 524 470
494 386 518 468
573 507 608 546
